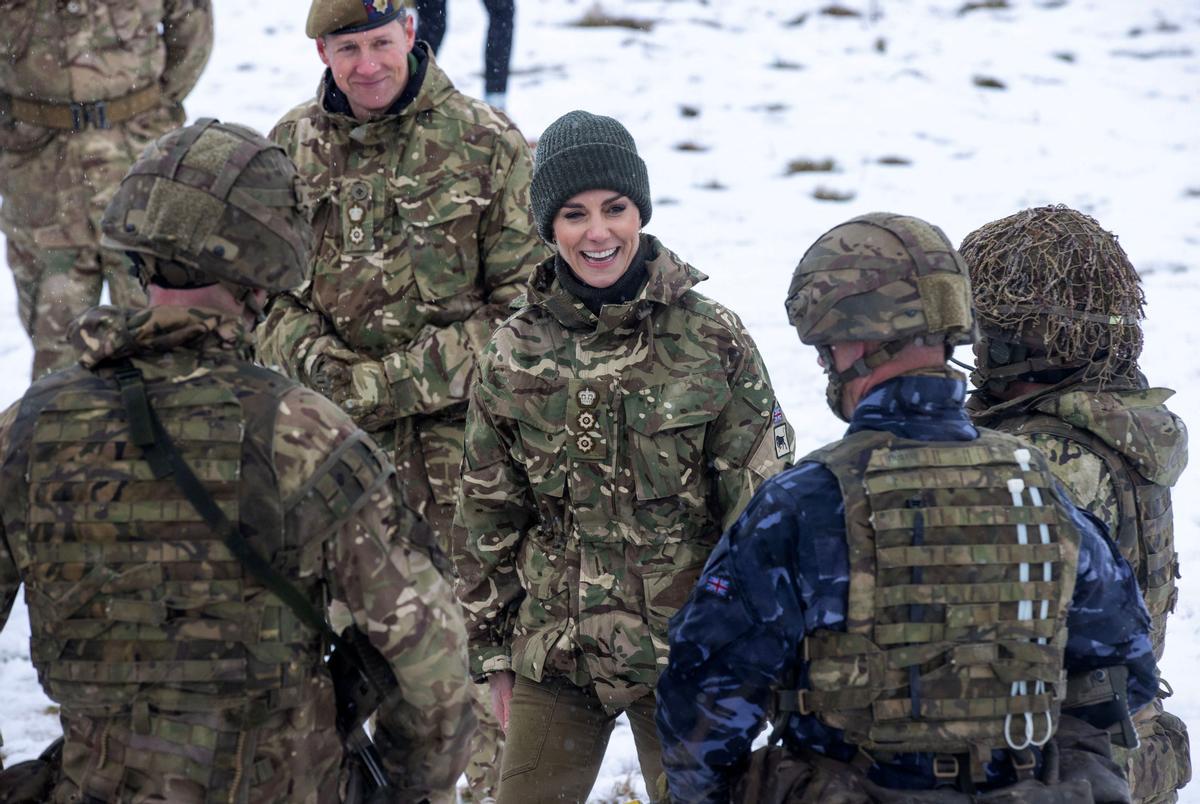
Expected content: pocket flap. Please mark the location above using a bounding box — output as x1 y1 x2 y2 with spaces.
478 374 566 433
624 374 731 435
397 171 486 228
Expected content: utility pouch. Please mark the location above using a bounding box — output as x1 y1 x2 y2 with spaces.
1063 665 1137 749
0 737 62 804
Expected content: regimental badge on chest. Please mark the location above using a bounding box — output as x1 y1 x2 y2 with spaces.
342 180 375 254
567 380 607 461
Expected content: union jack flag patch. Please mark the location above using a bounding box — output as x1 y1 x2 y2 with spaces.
703 574 733 599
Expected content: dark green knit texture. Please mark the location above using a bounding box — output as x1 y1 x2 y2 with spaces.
531 110 651 242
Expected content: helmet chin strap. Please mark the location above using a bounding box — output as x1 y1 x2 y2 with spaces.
222 281 266 329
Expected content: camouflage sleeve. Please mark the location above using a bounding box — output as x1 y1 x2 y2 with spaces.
161 0 213 103
0 402 22 768
1026 433 1120 535
707 326 794 531
454 353 533 677
274 387 474 797
371 127 546 419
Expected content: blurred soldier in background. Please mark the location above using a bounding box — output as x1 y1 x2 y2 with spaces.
963 205 1190 803
260 1 546 797
656 212 1158 803
415 0 516 110
0 120 473 803
0 0 212 379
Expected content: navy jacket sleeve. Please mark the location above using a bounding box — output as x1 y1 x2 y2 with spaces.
655 464 847 804
1060 492 1158 712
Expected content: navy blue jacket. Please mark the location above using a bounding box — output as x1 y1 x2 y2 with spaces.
655 373 1157 804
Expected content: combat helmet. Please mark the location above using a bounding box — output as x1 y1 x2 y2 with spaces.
785 212 976 418
101 118 311 318
960 205 1144 395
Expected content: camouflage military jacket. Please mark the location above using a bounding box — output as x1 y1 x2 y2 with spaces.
969 383 1188 657
0 0 211 110
259 46 546 435
457 236 794 711
0 306 473 803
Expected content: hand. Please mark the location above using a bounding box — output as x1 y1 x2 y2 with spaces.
489 670 515 734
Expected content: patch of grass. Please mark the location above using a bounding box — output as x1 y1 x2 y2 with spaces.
1053 51 1076 62
785 157 837 175
820 4 863 18
769 57 805 71
569 4 656 32
813 186 857 202
679 104 701 118
958 0 1009 15
785 13 809 27
696 179 728 191
877 155 913 166
674 141 709 153
973 74 1007 89
1184 187 1200 198
752 102 790 113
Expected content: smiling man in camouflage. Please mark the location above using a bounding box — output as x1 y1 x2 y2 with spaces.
258 1 546 797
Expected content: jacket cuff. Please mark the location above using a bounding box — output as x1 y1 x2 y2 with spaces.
471 647 512 679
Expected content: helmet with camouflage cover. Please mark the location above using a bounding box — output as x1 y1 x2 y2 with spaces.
785 212 976 418
960 205 1144 395
100 118 311 314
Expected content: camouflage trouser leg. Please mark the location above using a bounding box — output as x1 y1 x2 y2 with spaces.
385 415 504 800
0 116 168 378
4 231 144 378
1115 699 1191 804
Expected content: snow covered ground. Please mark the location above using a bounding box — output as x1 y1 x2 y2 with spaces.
2 0 1198 800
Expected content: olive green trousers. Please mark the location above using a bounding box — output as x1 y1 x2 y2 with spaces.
496 674 662 804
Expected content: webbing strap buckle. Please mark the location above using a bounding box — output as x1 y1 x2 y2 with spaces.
69 100 110 131
932 755 959 780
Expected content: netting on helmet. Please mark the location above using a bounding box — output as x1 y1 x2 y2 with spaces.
961 205 1144 387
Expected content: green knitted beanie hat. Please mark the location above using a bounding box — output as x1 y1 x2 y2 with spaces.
531 110 651 243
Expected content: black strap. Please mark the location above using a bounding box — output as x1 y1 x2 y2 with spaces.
110 360 359 666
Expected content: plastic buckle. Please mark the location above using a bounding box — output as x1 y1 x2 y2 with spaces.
932 756 959 780
89 100 109 130
796 689 811 715
1011 748 1036 772
70 102 85 131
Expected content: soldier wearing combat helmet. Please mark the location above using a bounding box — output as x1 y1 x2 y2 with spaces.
0 0 213 379
0 120 473 803
656 212 1157 802
963 205 1190 803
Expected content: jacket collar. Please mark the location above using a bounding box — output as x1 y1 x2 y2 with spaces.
71 305 253 369
524 234 706 334
316 42 450 128
847 369 978 441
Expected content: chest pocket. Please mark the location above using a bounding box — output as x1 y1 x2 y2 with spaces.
396 169 486 302
623 374 731 501
489 378 567 499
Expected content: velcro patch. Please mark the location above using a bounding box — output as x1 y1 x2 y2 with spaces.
703 574 734 599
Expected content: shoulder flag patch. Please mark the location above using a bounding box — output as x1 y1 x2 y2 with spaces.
771 401 790 458
703 574 734 599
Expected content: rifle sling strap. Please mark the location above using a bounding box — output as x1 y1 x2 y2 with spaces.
110 360 361 669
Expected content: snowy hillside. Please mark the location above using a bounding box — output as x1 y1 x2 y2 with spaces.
2 1 1198 800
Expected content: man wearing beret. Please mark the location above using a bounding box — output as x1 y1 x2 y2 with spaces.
259 1 547 798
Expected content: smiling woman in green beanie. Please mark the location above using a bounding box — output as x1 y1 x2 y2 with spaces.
454 109 796 803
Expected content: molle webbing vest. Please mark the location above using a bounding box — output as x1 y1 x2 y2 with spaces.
0 359 345 803
991 412 1177 661
782 429 1081 783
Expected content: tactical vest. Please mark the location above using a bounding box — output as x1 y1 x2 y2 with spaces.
783 428 1081 782
988 411 1177 661
0 357 385 802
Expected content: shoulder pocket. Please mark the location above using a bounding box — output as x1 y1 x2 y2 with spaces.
397 170 487 302
624 374 731 500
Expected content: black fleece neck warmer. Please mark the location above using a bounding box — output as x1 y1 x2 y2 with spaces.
555 239 650 316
